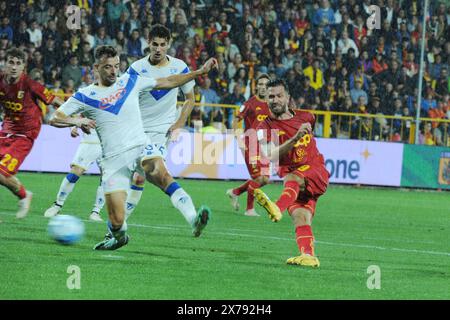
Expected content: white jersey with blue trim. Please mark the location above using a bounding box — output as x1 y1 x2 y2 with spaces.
58 71 157 159
129 55 195 134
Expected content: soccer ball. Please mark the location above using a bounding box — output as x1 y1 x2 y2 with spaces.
47 215 85 245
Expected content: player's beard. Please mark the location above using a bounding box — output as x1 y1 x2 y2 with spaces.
269 103 287 118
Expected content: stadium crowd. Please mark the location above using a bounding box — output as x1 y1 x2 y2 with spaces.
0 0 449 145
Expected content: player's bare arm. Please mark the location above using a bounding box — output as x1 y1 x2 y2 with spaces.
51 96 65 108
154 58 218 89
259 123 311 162
49 110 96 134
166 90 195 139
232 116 246 150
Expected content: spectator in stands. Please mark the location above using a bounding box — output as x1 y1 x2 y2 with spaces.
303 59 324 91
26 20 42 48
350 80 368 104
338 31 359 57
14 21 30 47
62 54 82 89
200 77 220 125
127 29 143 59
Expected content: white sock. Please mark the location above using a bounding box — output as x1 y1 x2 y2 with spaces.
125 186 144 218
56 174 79 206
170 188 197 226
92 186 105 213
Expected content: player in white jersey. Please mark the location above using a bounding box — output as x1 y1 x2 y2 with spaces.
49 45 217 250
43 127 105 221
123 24 208 237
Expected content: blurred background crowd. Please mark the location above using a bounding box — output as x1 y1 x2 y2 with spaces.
0 0 449 144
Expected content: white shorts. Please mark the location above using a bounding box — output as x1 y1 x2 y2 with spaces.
71 143 102 170
100 146 146 194
141 132 169 161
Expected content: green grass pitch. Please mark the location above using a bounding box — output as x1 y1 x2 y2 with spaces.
0 172 449 299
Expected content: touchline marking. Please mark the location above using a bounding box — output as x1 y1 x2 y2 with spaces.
1 211 449 257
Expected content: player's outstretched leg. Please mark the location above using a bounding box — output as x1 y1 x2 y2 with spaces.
44 171 81 217
89 183 105 222
143 157 209 236
192 205 211 237
286 207 319 268
0 174 33 219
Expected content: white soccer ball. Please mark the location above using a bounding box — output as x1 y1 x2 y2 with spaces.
48 215 85 245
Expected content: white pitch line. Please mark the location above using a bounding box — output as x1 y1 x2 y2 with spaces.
101 255 124 259
1 211 449 257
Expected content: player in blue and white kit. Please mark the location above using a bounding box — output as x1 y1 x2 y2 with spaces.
43 128 105 222
123 25 208 237
49 46 217 250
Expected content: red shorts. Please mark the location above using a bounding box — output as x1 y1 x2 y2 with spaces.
0 132 34 177
244 148 270 179
278 163 330 216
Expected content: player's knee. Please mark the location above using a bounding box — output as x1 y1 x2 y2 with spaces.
255 175 269 186
291 208 312 227
142 159 157 176
70 165 85 177
133 173 145 186
285 173 305 188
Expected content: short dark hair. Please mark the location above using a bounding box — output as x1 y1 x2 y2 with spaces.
148 24 171 41
94 45 117 62
6 47 26 62
267 78 289 94
256 73 271 83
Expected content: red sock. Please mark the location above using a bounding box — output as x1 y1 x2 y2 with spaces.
16 185 27 200
246 181 261 210
295 225 315 256
232 180 252 196
275 181 300 212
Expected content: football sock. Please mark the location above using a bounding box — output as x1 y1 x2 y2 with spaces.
125 184 144 217
167 182 196 226
246 181 261 211
295 225 315 256
232 180 252 196
16 185 27 200
92 185 105 214
55 173 79 206
108 220 128 241
276 181 300 212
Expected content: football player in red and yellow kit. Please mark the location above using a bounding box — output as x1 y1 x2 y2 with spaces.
0 48 65 218
226 73 272 216
255 79 330 268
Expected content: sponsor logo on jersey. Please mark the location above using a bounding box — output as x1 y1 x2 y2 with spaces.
3 101 23 112
100 88 127 109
